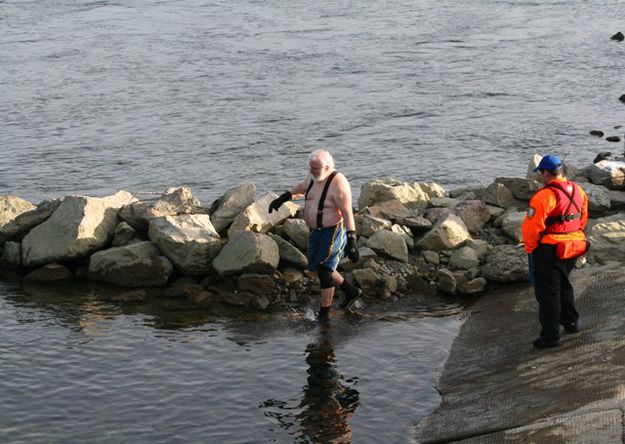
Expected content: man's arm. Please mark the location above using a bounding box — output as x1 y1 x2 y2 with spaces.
289 175 313 199
268 175 312 213
521 189 555 253
333 173 356 231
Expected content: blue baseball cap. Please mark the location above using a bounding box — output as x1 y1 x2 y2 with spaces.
532 154 562 172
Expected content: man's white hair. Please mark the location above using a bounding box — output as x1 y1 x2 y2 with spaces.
308 149 335 169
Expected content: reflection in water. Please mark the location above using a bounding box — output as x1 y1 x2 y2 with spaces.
263 324 360 443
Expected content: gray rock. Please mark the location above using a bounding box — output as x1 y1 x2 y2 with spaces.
480 244 529 282
494 177 541 201
422 250 440 265
436 268 457 294
587 213 625 263
417 214 472 251
608 190 625 211
423 208 451 224
587 160 625 190
107 289 149 303
406 274 436 296
267 233 308 269
209 182 256 233
482 182 517 209
338 247 378 271
358 178 441 209
213 231 279 275
148 214 222 275
0 198 63 244
118 201 151 232
391 224 414 250
486 205 506 219
0 196 36 231
282 268 304 285
363 199 419 222
366 230 409 262
526 154 543 181
429 197 460 208
351 268 382 294
396 215 432 232
88 241 173 287
449 247 479 270
22 191 136 267
112 222 138 247
579 183 611 214
1 241 21 269
25 263 73 283
283 218 309 251
238 273 278 295
465 239 491 257
356 214 392 238
146 186 204 218
458 277 487 294
501 211 526 243
228 192 299 238
453 200 491 234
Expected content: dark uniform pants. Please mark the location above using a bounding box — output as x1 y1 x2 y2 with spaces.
533 243 579 341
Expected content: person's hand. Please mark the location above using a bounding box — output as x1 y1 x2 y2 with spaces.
268 191 292 213
346 230 359 263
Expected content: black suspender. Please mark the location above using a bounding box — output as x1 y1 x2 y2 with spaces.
304 171 339 229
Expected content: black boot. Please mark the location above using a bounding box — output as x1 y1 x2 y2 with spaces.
317 306 331 323
339 281 362 309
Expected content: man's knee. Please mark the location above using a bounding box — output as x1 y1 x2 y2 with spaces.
318 267 335 289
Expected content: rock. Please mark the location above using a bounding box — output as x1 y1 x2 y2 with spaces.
587 213 625 263
482 182 517 209
423 208 451 224
486 205 505 219
238 273 278 295
228 192 299 238
436 268 457 294
338 247 378 271
391 224 414 250
283 218 309 251
282 268 304 285
1 241 21 269
221 292 271 310
213 231 279 275
480 244 529 282
108 289 149 303
606 136 621 142
611 32 624 41
417 214 471 251
0 196 36 231
161 277 205 299
22 192 136 267
465 239 490 257
366 230 409 262
351 268 382 294
363 199 418 222
449 247 479 270
267 233 308 269
396 216 432 232
590 131 605 138
356 214 392 238
148 214 222 275
579 183 611 214
494 177 541 201
358 178 422 209
384 275 398 294
587 160 625 190
25 263 73 283
112 222 138 247
453 200 491 234
146 186 204 219
449 186 485 199
593 151 611 163
608 190 625 211
458 277 487 295
422 250 440 265
501 211 526 243
0 198 63 244
88 241 173 287
429 197 460 208
526 154 543 181
118 201 151 232
619 94 625 102
209 182 256 233
406 273 436 296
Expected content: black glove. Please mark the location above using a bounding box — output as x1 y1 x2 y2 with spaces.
346 230 359 263
268 191 292 213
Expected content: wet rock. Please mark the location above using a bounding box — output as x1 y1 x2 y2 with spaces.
209 182 256 233
406 273 436 296
417 214 471 251
267 233 308 269
480 244 528 283
22 191 136 267
494 177 541 201
161 277 205 299
238 273 278 295
88 241 173 287
593 151 611 163
149 214 222 275
228 192 299 238
608 190 625 211
221 292 271 310
611 32 624 41
580 183 611 214
458 277 487 295
213 231 279 276
449 247 479 270
590 130 605 137
0 196 36 232
283 218 309 251
112 222 138 247
356 214 392 237
366 230 409 262
0 241 20 269
501 211 526 243
0 198 63 244
436 268 457 294
25 263 73 283
587 160 625 190
453 200 491 234
606 136 621 142
587 213 625 263
108 289 149 303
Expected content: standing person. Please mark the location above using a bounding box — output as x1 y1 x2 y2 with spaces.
522 154 589 348
268 149 362 322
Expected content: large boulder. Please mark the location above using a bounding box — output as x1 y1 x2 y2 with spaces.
283 218 309 251
25 264 73 283
22 191 136 267
111 222 138 247
356 214 392 237
1 241 21 269
449 246 479 270
148 214 222 275
351 268 383 294
416 214 471 251
268 233 308 269
358 178 444 209
0 198 63 244
500 211 526 243
586 213 625 263
481 182 518 209
494 178 540 201
366 230 409 262
0 196 36 230
579 183 611 214
87 241 173 287
587 160 625 190
362 199 419 222
209 182 256 233
480 244 529 282
227 193 299 238
213 231 279 275
453 200 491 234
237 273 278 296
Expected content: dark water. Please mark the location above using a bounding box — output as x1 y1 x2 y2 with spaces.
0 280 462 443
2 0 625 205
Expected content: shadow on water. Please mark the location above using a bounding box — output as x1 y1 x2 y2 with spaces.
261 323 360 443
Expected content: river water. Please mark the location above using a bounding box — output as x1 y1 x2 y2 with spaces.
1 0 623 442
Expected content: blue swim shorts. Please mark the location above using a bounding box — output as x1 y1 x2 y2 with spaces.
307 221 346 272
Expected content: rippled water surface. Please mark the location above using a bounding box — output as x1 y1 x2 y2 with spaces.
0 280 462 443
2 0 625 204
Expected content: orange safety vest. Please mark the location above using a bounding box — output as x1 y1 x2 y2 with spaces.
521 178 588 254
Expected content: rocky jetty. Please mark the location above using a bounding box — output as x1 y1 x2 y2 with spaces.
2 154 624 311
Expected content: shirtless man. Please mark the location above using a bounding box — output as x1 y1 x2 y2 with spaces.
268 149 362 321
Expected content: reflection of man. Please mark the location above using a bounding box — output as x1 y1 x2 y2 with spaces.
522 154 589 349
297 324 359 442
269 150 362 322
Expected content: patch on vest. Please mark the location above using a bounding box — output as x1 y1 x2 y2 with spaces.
528 207 535 218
